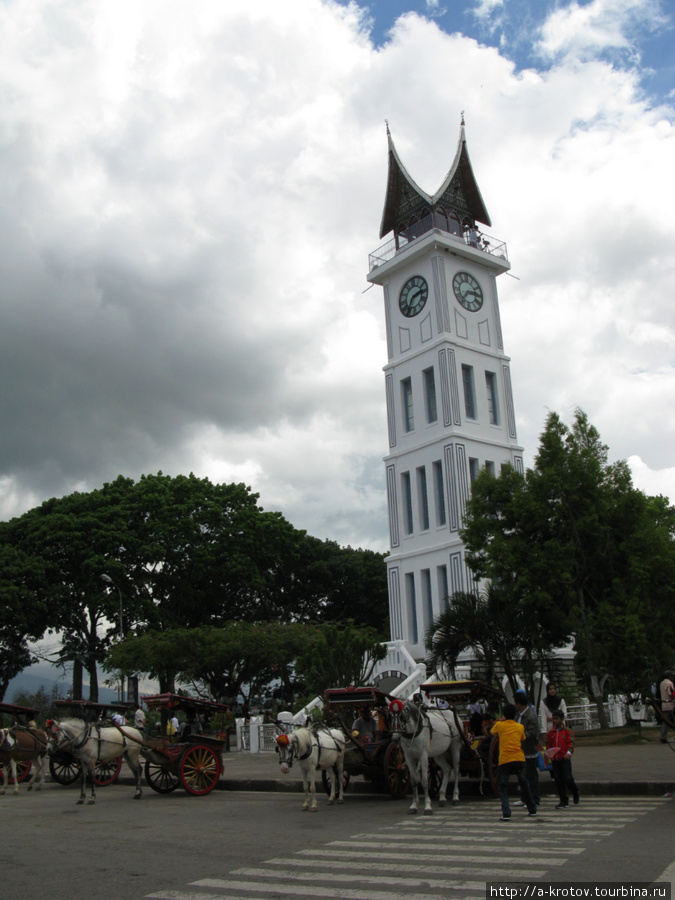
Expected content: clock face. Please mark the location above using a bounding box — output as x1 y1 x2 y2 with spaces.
453 271 484 312
399 275 429 318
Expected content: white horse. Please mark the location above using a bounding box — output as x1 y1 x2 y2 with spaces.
276 726 346 812
389 698 462 815
0 727 48 795
48 718 144 804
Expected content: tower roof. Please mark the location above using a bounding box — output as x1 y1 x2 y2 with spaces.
379 119 492 240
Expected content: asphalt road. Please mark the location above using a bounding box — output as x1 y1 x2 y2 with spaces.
1 782 674 900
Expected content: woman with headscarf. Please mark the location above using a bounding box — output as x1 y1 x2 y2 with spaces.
539 682 568 737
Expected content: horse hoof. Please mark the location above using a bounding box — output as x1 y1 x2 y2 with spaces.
338 798 344 804
438 798 447 807
77 799 84 805
327 799 334 805
423 808 433 816
87 799 96 805
452 799 460 806
408 808 418 815
310 807 318 813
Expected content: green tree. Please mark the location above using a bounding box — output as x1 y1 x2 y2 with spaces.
3 479 139 701
3 472 388 698
460 409 675 723
294 622 387 700
425 584 565 698
108 621 315 708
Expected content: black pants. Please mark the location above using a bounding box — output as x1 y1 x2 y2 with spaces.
497 761 536 816
524 755 540 804
551 758 578 804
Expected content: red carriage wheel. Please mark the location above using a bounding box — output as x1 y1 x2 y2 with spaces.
321 767 351 797
94 756 122 786
49 753 81 785
179 744 221 795
383 742 410 798
8 760 32 784
144 759 180 793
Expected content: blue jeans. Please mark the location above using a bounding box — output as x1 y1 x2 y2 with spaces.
497 761 536 817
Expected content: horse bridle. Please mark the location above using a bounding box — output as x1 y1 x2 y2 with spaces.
389 699 428 742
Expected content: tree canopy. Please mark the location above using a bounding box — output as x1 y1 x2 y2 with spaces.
0 473 388 701
457 409 675 714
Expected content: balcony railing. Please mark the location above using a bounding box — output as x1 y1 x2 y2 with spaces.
368 213 508 271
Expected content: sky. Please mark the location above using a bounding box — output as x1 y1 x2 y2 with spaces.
1 0 674 555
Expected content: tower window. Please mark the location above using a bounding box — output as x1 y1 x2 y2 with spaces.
469 457 480 483
421 568 433 633
401 471 413 535
462 365 476 420
437 565 449 613
432 460 446 526
401 378 414 432
423 367 438 424
485 460 496 476
406 572 418 645
485 371 500 425
416 466 430 531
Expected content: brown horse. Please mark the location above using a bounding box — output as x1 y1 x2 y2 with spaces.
0 726 48 795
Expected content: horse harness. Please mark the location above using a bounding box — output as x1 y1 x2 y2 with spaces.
278 727 343 770
53 721 132 761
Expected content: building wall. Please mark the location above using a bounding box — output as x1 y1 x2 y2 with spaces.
369 229 523 660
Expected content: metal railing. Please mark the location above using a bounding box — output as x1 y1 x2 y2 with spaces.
368 213 508 271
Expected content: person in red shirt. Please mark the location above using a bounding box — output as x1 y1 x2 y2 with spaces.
491 703 537 820
545 710 579 808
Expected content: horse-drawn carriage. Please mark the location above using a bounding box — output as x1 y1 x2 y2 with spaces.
48 699 132 787
0 701 47 789
418 679 505 796
140 693 229 796
321 686 412 798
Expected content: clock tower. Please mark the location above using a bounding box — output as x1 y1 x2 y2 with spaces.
367 119 523 661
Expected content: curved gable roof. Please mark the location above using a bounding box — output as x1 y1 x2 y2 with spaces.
379 120 492 239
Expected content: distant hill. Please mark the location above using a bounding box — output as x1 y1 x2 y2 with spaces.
5 661 119 705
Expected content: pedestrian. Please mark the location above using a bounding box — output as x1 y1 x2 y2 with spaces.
539 681 568 738
490 702 537 821
467 685 486 735
659 672 675 743
514 689 540 807
111 711 126 726
545 710 579 808
167 713 179 741
133 704 147 735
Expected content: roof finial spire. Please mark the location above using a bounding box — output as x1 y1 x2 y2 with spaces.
461 110 465 127
385 118 390 136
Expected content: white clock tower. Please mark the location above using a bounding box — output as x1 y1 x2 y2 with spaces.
367 119 523 662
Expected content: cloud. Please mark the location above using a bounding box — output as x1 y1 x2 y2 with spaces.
536 0 667 62
0 0 673 554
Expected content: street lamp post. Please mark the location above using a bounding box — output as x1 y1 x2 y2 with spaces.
100 574 124 702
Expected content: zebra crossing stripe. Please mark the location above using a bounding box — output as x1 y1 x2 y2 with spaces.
300 848 568 865
326 839 584 855
194 881 472 900
263 856 547 879
229 868 487 890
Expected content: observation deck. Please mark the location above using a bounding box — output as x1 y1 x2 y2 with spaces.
368 212 508 275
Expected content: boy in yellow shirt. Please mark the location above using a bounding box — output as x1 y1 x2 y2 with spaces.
491 703 537 820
